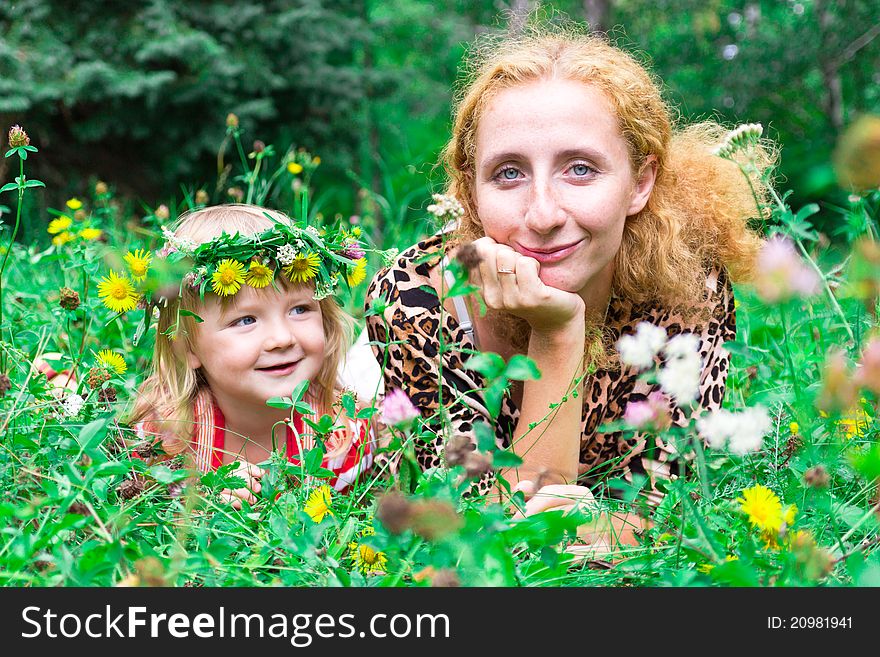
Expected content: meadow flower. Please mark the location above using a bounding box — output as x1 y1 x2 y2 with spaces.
713 122 763 159
287 162 303 175
211 259 246 297
124 249 152 282
833 115 880 191
658 333 702 405
341 236 365 260
47 216 73 235
52 231 75 246
803 465 830 488
95 181 108 195
304 485 333 523
245 261 274 288
623 390 673 431
426 193 465 221
816 349 857 413
376 491 413 534
78 227 102 241
8 124 29 147
616 322 667 370
276 243 297 265
154 204 170 221
855 337 880 394
58 287 80 311
285 252 320 283
696 405 771 454
347 258 367 286
226 113 239 129
97 271 139 313
62 393 85 418
66 198 83 211
754 235 820 303
737 484 783 533
195 189 209 205
96 350 127 375
381 388 420 428
349 526 388 575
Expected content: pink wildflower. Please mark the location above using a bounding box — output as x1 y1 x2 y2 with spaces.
855 337 880 395
381 388 420 428
754 236 820 303
623 391 672 431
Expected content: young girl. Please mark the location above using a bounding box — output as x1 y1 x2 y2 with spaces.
128 204 375 508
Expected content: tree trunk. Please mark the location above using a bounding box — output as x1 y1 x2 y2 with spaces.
817 0 845 131
583 0 611 33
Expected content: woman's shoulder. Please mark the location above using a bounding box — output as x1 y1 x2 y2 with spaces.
366 232 447 320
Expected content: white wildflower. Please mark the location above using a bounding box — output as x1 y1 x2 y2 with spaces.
305 226 320 238
697 405 771 455
62 393 85 418
426 193 465 220
658 333 702 405
713 122 764 158
617 322 668 370
277 243 297 265
695 409 734 449
159 226 196 255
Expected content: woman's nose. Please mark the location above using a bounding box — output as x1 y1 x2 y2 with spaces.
523 178 567 234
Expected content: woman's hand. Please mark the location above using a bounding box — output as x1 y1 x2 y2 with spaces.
470 236 585 334
219 461 265 510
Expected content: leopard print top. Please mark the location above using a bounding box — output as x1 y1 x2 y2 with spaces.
366 233 736 500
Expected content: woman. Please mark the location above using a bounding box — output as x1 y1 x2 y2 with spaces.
366 27 771 546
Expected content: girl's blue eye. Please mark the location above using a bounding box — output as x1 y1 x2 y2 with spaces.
290 306 308 316
233 316 256 326
571 164 592 176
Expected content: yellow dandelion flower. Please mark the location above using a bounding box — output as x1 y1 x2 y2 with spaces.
789 422 799 435
123 249 153 282
246 261 274 288
52 231 75 246
287 162 303 175
348 539 388 575
79 227 103 241
285 252 321 283
737 484 783 534
47 216 73 235
96 350 127 375
211 259 246 297
347 258 367 286
66 198 83 210
352 227 361 237
837 406 871 440
304 485 333 523
313 156 321 166
97 271 139 314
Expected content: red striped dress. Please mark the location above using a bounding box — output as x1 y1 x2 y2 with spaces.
135 388 375 493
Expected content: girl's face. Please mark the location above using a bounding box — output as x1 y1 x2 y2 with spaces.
186 283 326 413
472 78 656 301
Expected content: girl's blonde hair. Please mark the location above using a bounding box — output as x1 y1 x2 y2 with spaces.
128 204 354 458
443 27 774 317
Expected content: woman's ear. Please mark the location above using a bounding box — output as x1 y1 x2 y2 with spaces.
627 155 658 216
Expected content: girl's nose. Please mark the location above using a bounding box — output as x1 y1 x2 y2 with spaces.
263 318 296 351
523 178 567 235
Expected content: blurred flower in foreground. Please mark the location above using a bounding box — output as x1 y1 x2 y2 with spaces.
79 227 102 241
66 198 82 211
658 333 702 405
833 115 880 191
753 235 820 303
381 388 420 428
816 349 857 413
697 405 772 455
616 321 667 370
623 390 672 431
855 337 880 395
62 393 85 417
47 216 72 235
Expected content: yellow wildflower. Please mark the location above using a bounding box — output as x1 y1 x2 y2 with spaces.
789 422 799 435
97 271 139 313
285 252 320 283
347 258 367 286
211 259 245 297
697 555 738 574
124 249 152 282
52 231 75 246
245 261 274 288
313 156 321 166
96 350 127 375
737 484 783 533
79 227 103 241
287 162 303 175
47 216 73 234
66 198 83 211
348 525 388 575
304 485 333 523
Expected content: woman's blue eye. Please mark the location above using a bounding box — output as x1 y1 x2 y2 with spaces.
572 164 592 176
499 167 520 180
234 316 256 326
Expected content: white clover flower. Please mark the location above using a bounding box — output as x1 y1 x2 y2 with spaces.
617 322 668 370
697 405 771 455
713 122 764 158
63 393 85 418
426 193 465 220
305 226 320 238
658 333 702 405
277 243 296 265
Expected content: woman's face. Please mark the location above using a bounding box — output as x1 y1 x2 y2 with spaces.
472 78 656 301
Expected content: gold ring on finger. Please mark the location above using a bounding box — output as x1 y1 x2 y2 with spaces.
497 267 515 274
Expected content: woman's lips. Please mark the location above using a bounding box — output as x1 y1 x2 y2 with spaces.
256 361 299 376
514 239 584 264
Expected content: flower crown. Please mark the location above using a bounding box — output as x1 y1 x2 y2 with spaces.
97 213 372 343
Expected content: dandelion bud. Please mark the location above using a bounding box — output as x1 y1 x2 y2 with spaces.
7 124 29 148
73 209 86 221
792 532 834 581
58 287 80 311
95 181 108 195
86 367 111 389
195 189 209 205
375 491 413 535
0 373 11 397
803 465 830 489
154 204 170 220
227 187 244 202
226 113 239 128
252 140 265 154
